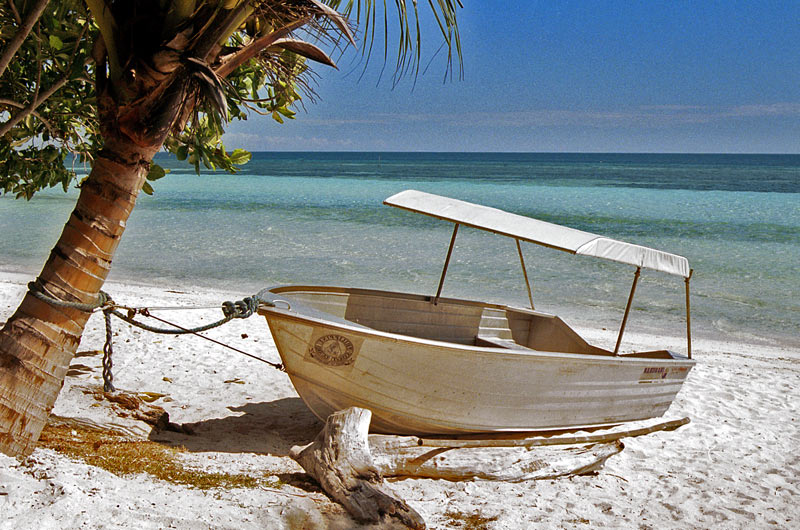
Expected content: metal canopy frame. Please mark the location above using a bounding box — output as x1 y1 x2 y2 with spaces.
392 190 693 359
433 225 536 312
385 189 690 277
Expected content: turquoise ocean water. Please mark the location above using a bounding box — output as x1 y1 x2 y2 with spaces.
1 153 798 349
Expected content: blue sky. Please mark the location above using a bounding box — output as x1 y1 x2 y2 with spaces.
223 1 800 153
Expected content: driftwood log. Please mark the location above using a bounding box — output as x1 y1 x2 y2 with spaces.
369 435 623 482
290 407 426 529
290 409 690 527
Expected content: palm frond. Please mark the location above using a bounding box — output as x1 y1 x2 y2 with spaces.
327 0 463 83
186 57 228 121
307 0 356 45
269 38 337 68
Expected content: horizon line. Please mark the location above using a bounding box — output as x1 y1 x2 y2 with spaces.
154 150 800 156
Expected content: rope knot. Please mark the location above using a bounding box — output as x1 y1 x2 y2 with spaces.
98 291 113 309
221 296 259 319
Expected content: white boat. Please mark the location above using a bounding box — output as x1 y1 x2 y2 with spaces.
257 190 696 435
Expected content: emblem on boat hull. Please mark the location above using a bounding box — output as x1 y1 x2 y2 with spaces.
310 334 356 366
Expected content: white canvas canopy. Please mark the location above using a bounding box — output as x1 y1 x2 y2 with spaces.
384 190 690 278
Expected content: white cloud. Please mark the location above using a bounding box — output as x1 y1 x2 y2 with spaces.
727 103 800 117
221 101 800 152
223 131 359 150
383 102 800 129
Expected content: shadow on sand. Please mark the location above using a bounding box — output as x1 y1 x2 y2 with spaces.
149 397 324 456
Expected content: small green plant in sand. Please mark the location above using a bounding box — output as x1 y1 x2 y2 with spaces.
444 510 499 530
39 423 274 490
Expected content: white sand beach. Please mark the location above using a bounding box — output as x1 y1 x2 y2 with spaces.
1 269 798 529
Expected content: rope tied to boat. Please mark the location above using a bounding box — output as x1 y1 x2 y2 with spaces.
27 282 284 392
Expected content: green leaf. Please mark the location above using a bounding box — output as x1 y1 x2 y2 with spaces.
141 181 154 195
199 147 214 170
49 35 63 50
176 145 188 161
228 149 251 165
146 164 168 181
43 146 60 162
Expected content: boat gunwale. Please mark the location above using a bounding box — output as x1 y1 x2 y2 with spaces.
266 283 546 316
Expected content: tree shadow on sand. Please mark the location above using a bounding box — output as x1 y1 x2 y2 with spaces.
149 397 324 456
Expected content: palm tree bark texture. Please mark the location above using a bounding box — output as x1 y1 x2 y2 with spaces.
0 0 199 455
0 139 159 456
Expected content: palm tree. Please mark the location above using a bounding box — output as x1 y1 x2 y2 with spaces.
0 0 461 457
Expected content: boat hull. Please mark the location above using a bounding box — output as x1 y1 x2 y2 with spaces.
259 286 695 435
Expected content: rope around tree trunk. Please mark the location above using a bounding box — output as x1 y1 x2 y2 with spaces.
26 281 283 392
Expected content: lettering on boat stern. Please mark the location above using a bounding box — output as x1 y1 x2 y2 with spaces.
306 330 363 367
639 366 689 383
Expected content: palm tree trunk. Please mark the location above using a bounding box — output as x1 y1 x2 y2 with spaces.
0 138 159 457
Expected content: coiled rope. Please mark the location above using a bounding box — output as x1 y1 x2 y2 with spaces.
27 281 283 392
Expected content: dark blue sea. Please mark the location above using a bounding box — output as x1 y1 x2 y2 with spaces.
2 153 798 349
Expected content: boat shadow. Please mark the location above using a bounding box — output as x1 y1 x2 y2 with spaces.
149 397 324 456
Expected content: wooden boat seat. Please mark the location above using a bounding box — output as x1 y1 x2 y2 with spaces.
475 335 536 351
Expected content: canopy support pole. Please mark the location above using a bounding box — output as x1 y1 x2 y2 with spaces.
614 267 641 355
515 239 535 310
434 223 459 305
685 269 693 359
